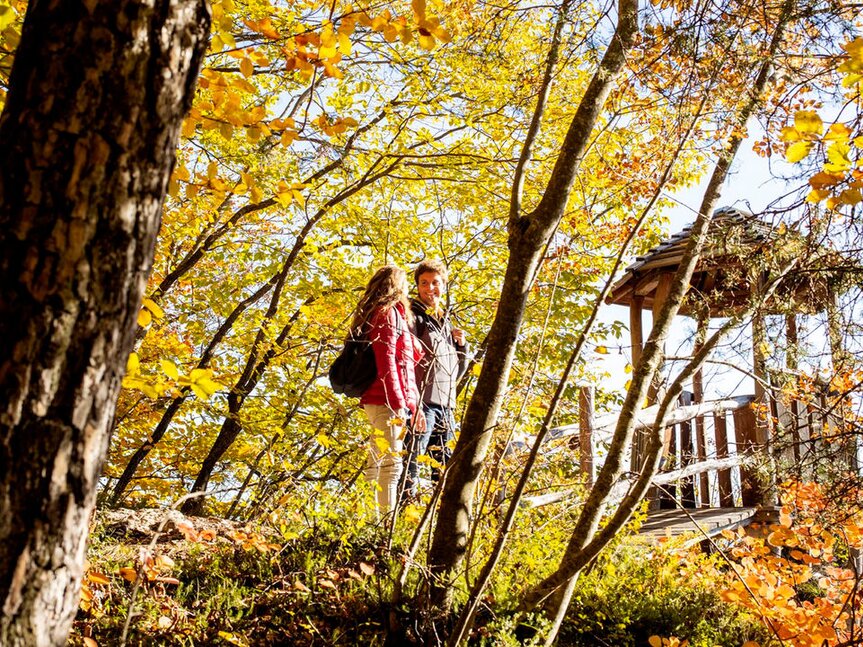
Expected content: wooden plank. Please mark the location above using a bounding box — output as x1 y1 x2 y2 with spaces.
639 507 757 544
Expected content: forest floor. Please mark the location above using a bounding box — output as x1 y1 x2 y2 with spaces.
68 507 771 647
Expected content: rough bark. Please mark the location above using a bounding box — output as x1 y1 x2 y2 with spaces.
0 1 209 645
425 0 639 607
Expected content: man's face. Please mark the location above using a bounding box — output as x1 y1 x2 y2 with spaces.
417 271 445 309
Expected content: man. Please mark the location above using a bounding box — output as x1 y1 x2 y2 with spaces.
403 260 469 500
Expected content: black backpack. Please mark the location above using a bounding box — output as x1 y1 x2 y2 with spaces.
328 333 377 398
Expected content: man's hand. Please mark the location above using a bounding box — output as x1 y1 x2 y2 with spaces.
412 407 427 433
452 328 466 346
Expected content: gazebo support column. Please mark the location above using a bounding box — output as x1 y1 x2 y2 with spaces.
693 311 710 506
629 295 644 473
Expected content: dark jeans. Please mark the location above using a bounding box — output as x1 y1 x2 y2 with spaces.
403 403 455 498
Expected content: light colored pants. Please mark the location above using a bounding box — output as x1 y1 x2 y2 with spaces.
363 404 406 514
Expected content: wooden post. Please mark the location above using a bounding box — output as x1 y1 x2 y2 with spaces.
650 274 673 408
714 412 734 506
629 295 644 473
825 289 858 472
578 386 595 486
651 274 674 510
785 314 802 463
678 392 696 507
735 405 760 506
750 308 777 506
693 310 710 506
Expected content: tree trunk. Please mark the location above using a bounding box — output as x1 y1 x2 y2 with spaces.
426 0 639 606
0 2 209 645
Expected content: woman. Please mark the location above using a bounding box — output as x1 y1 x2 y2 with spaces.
352 265 426 514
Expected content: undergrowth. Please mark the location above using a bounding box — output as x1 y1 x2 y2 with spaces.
70 494 771 647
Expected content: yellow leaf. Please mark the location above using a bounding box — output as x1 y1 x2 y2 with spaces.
319 44 338 59
418 32 436 50
190 384 210 401
824 123 851 141
471 362 482 376
137 308 152 327
337 32 352 55
806 188 830 203
126 352 140 374
785 141 813 163
196 377 223 396
778 126 800 142
412 0 426 17
595 345 608 354
793 110 823 136
160 360 179 380
240 57 254 78
0 5 16 31
824 141 851 172
142 298 164 319
276 191 293 207
189 368 213 382
207 161 218 179
374 436 391 452
182 118 197 138
648 637 664 647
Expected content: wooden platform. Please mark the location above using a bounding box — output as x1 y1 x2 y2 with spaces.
639 507 757 543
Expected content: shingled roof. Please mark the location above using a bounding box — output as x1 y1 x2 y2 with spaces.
606 207 853 317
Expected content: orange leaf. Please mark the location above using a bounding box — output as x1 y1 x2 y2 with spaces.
119 567 138 583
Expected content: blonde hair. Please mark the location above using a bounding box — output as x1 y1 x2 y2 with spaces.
351 265 412 334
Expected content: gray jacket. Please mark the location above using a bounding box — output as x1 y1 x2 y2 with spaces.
410 298 469 409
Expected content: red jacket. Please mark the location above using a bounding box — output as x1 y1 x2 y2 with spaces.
360 303 422 414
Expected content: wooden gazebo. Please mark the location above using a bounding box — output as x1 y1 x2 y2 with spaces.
601 207 857 519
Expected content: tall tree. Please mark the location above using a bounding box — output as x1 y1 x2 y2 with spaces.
426 0 640 606
0 1 209 644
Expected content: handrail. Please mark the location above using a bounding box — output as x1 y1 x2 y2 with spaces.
521 454 755 509
545 395 755 441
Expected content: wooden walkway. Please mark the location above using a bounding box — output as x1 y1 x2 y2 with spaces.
640 507 757 543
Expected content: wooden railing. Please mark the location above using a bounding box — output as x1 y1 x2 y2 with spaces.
521 382 855 510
